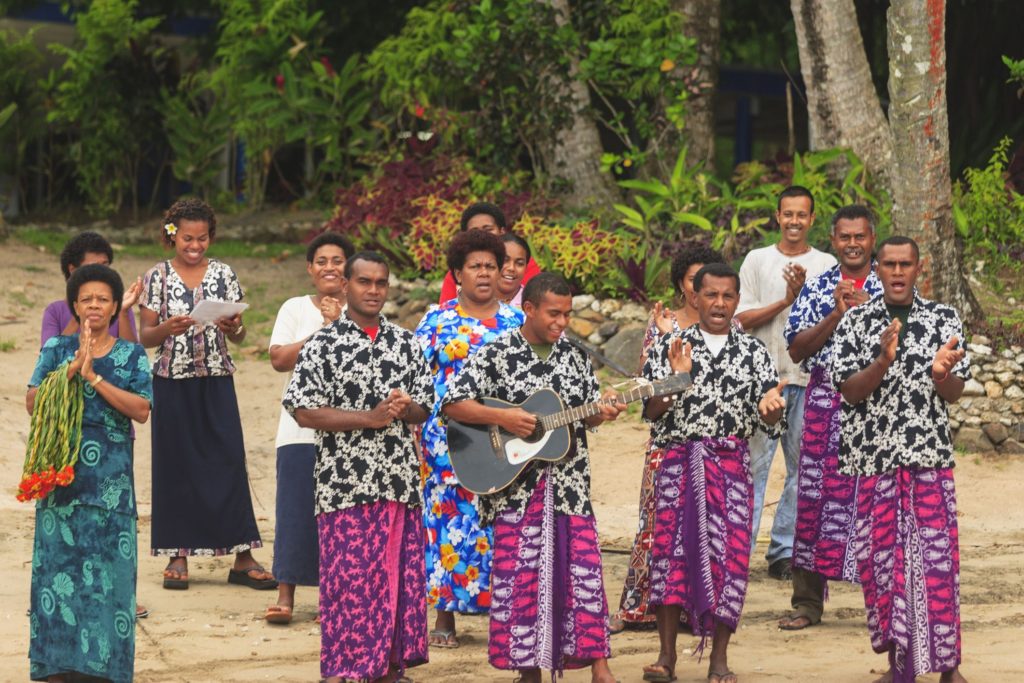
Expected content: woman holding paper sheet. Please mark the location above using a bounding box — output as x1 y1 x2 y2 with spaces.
139 198 275 592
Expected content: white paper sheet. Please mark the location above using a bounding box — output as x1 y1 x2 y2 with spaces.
189 300 249 325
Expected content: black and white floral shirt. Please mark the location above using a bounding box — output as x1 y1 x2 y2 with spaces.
440 329 601 525
784 263 884 375
830 292 969 476
642 324 785 446
282 313 435 515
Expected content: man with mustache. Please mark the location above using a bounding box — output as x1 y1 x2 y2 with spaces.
778 205 883 631
736 186 837 581
831 235 969 683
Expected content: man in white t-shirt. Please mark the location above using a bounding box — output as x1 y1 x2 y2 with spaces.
736 186 837 580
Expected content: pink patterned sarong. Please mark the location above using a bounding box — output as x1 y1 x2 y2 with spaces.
793 366 860 582
488 470 610 673
318 502 428 680
855 467 961 683
649 438 753 636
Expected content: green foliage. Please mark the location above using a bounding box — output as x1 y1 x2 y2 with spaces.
206 0 375 207
952 136 1024 266
46 0 165 216
367 0 695 185
1004 55 1024 96
161 74 232 204
0 28 44 199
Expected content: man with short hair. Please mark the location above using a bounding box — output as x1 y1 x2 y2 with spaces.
832 236 968 683
442 272 625 683
778 205 883 631
641 263 787 683
736 185 837 580
283 251 436 683
438 202 541 302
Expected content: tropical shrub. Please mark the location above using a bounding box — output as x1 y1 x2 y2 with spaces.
0 29 44 210
45 0 167 216
953 136 1024 265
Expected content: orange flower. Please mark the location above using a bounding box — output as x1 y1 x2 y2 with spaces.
427 586 440 606
466 565 480 581
475 536 490 554
440 543 460 571
660 58 675 72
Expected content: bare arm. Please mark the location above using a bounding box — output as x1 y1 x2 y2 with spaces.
270 339 309 372
139 306 195 348
442 400 537 438
736 297 792 332
932 337 966 403
87 374 151 423
25 388 37 415
294 390 412 431
789 307 844 363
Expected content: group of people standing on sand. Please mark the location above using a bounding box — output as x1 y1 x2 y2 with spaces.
21 189 969 683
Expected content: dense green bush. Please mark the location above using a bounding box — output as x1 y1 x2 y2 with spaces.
953 136 1024 265
0 29 44 210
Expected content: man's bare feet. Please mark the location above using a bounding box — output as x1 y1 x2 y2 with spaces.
939 667 968 683
591 657 617 683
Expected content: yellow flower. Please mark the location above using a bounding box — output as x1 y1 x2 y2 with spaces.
660 58 675 72
466 565 480 581
444 338 470 360
475 536 490 554
164 222 178 236
428 586 440 606
623 158 633 168
457 324 473 335
440 543 460 571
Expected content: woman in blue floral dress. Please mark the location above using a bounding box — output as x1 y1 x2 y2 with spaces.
26 265 152 683
415 230 524 648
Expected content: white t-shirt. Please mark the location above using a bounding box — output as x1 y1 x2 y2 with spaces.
736 244 836 386
700 329 729 358
270 295 327 448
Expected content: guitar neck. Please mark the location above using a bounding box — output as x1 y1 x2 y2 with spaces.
539 384 652 431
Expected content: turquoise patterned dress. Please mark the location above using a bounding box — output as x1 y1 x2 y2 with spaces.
27 336 152 683
415 300 523 613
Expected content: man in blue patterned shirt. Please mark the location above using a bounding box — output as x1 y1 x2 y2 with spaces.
778 205 883 631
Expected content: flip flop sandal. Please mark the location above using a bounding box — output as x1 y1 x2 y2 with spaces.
162 564 189 590
642 664 676 682
228 565 278 590
428 628 460 648
136 604 150 619
778 613 818 631
708 670 738 683
265 604 293 625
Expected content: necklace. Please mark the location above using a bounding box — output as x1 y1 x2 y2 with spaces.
91 334 115 356
776 242 811 257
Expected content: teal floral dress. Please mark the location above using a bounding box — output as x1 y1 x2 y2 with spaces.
27 336 152 683
415 300 524 613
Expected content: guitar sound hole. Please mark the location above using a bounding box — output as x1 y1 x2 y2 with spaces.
523 421 546 444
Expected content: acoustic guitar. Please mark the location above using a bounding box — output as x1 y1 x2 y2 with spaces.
447 373 692 495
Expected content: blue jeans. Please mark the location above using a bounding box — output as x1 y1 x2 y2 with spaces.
749 384 806 565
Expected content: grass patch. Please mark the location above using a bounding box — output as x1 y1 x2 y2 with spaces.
0 339 16 352
10 290 33 308
21 264 45 273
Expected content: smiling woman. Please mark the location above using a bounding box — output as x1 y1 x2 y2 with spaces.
264 232 355 625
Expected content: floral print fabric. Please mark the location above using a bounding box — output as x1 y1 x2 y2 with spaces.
415 299 523 613
142 259 243 378
830 293 969 476
642 324 785 445
282 313 435 515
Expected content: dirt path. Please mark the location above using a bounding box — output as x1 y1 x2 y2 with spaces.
1 242 1022 681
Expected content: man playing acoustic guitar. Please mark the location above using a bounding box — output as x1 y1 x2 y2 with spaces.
442 272 626 683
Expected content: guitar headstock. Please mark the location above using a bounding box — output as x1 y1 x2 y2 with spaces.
649 372 692 397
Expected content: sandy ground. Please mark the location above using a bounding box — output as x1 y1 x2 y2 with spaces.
1 241 1023 682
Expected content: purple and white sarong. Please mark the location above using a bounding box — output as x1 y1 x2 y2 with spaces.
649 437 753 636
318 502 428 680
793 366 860 583
855 467 961 683
488 469 610 673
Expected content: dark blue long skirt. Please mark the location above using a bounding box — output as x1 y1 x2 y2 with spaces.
150 375 262 556
273 444 319 585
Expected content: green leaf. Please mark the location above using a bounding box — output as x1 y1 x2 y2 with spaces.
59 602 77 626
673 212 713 232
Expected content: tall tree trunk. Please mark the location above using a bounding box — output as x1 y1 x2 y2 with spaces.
540 0 617 210
674 0 720 170
789 0 894 187
886 0 979 316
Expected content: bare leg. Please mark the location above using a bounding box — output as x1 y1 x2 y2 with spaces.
707 621 736 683
429 609 458 647
939 667 968 683
642 604 679 679
516 668 542 682
591 657 616 683
275 581 296 609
